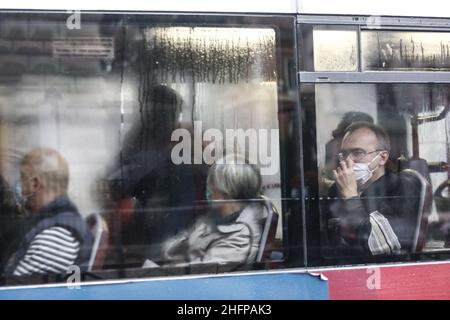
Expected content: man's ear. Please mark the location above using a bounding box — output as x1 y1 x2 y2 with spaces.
379 151 389 166
29 176 41 191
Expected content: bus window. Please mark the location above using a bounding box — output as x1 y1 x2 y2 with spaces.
302 82 450 265
299 24 450 266
0 12 301 286
313 27 358 71
116 25 283 268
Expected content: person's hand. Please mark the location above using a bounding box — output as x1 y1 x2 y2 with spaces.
333 158 358 199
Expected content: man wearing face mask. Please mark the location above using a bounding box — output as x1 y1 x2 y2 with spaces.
324 121 421 256
4 148 93 276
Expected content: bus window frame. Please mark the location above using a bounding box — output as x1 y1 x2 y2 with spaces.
297 15 450 268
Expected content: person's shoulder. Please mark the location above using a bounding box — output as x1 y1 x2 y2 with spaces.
217 221 251 237
237 202 267 224
217 213 251 234
31 226 80 249
191 215 214 234
388 170 422 193
43 195 80 215
38 226 78 240
381 170 399 185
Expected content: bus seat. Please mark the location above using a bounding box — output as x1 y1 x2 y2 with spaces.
400 169 432 253
256 195 280 263
86 213 110 271
398 157 432 185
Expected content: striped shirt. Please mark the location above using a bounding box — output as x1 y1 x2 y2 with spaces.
13 226 80 276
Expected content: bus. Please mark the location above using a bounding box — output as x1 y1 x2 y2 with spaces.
0 0 449 300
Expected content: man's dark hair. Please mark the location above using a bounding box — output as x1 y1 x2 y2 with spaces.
344 121 391 152
332 111 374 139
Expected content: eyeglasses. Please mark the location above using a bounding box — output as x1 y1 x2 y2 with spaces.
337 148 384 162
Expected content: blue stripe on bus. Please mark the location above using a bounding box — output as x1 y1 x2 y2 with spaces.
0 273 328 300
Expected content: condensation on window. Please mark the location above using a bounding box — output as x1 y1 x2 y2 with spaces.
362 31 450 71
132 26 283 238
0 18 285 273
143 27 276 84
313 28 358 71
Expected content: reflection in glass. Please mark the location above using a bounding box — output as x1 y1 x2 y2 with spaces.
0 16 285 280
313 28 358 71
128 26 283 265
362 31 450 70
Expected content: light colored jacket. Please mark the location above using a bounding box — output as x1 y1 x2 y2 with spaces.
160 202 268 270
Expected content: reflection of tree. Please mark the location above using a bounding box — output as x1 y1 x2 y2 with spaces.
371 33 450 70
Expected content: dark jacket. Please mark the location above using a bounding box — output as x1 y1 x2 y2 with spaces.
4 196 94 275
323 170 421 256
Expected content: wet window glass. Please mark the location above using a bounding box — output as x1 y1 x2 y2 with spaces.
0 13 300 286
313 28 358 71
302 83 450 265
362 31 450 71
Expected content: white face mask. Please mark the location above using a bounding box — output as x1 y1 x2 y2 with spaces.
353 153 381 186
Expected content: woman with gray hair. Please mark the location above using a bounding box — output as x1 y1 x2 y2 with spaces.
143 154 269 271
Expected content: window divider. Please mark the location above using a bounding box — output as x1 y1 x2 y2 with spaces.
298 71 450 83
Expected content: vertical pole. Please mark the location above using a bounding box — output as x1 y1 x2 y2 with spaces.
411 114 420 160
